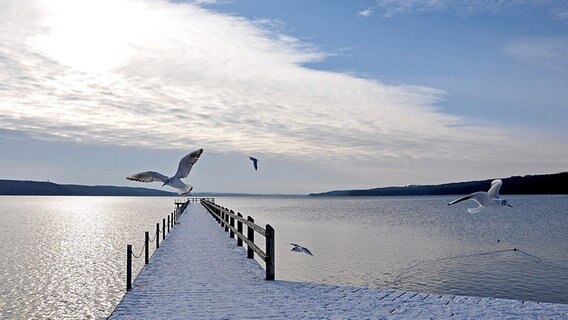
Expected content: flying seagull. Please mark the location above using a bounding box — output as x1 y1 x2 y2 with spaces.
290 243 313 256
448 179 513 213
249 156 259 171
126 148 203 195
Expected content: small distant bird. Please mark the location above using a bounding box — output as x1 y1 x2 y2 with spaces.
126 149 203 195
249 156 259 171
448 179 513 213
290 243 313 256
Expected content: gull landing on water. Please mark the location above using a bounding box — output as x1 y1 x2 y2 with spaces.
126 149 203 195
448 179 513 213
290 243 313 256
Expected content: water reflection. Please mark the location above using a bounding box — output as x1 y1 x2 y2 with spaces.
0 196 175 319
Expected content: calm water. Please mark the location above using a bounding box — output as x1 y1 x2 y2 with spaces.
0 195 567 319
216 195 568 304
0 196 177 319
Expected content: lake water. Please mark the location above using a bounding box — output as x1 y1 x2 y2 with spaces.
0 195 567 319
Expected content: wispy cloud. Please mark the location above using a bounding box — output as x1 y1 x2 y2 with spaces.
502 37 568 71
0 0 565 185
367 0 568 19
358 8 372 17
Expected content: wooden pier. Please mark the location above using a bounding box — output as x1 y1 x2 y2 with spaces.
201 199 275 280
108 199 568 319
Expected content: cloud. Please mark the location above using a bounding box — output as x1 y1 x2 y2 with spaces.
367 0 568 19
502 37 568 71
0 0 566 185
358 9 372 17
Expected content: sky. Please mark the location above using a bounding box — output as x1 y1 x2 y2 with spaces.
0 0 567 194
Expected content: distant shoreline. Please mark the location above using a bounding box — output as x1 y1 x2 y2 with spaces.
0 180 176 196
2 171 566 196
0 180 301 197
310 172 568 196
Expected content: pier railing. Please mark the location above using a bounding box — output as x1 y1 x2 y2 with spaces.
125 198 193 291
201 199 275 280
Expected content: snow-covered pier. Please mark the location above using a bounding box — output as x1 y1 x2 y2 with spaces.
109 200 568 319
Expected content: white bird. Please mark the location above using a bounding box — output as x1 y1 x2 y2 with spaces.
249 156 259 171
290 243 313 256
126 149 203 195
448 179 513 213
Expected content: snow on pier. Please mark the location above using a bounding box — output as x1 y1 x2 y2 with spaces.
109 202 568 319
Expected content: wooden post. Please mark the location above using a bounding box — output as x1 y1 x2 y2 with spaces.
247 216 254 259
224 209 229 233
163 218 166 240
221 209 225 227
156 223 160 249
126 244 132 291
265 224 275 280
237 213 243 247
229 210 235 238
145 231 149 264
167 215 170 233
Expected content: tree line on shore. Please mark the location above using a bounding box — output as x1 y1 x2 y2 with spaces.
310 172 568 196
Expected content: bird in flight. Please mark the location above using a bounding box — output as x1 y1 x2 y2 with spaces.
249 156 259 171
126 148 203 195
448 179 513 213
290 243 313 256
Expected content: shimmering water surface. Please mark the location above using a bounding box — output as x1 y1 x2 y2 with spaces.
0 196 177 319
0 195 567 319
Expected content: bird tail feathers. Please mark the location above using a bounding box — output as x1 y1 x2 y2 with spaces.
179 185 193 196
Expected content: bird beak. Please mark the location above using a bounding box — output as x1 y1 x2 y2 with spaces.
162 182 167 186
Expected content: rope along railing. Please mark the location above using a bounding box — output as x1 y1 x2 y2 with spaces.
200 199 275 281
125 198 194 291
131 243 145 259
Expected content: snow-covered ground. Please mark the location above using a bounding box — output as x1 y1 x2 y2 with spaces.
108 203 568 319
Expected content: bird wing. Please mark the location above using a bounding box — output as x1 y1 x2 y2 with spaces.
173 149 203 179
290 243 301 247
302 247 313 256
249 156 259 170
126 171 168 183
467 206 485 214
487 179 503 198
448 192 485 206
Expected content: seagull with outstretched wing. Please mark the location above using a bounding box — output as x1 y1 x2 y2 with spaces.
448 179 513 213
126 148 203 195
290 243 313 256
249 156 259 171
